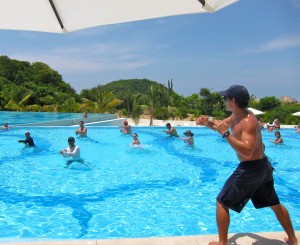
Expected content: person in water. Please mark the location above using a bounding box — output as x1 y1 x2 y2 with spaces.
18 131 35 147
2 122 10 129
270 131 283 144
60 136 81 163
196 85 298 245
179 130 194 145
131 133 140 145
162 123 179 137
120 120 132 135
75 121 87 137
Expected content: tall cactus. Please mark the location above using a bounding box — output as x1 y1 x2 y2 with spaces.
167 79 173 107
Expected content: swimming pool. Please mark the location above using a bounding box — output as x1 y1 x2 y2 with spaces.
0 126 299 241
0 111 85 126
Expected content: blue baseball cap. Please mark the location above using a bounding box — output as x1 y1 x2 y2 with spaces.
218 85 250 101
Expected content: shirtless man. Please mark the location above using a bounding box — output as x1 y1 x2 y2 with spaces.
162 123 179 137
120 120 132 135
196 85 298 245
75 121 87 137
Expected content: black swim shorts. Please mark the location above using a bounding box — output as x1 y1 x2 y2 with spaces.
217 157 280 213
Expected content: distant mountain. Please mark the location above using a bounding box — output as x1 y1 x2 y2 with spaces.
99 78 166 96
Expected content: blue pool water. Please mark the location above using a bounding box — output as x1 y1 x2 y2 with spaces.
0 111 88 126
0 126 299 241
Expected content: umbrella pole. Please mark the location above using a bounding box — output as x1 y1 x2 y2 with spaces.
48 0 65 31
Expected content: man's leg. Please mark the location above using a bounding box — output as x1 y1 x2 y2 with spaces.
209 201 230 245
271 204 298 245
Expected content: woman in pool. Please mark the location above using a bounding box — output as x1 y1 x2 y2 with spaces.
179 130 194 146
270 131 283 144
131 133 140 145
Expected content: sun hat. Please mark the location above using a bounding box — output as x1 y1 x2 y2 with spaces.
267 122 275 127
25 130 30 134
183 130 194 136
218 85 250 101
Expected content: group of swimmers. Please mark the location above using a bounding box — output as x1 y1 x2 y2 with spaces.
14 117 287 152
119 120 140 145
162 122 195 145
258 119 283 144
5 116 299 161
119 120 195 146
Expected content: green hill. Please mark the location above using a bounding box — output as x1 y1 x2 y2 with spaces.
97 78 173 98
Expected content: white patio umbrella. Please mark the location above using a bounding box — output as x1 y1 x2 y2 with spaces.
292 111 300 116
248 107 264 115
0 0 238 33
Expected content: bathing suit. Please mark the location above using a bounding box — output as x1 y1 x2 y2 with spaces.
19 137 35 147
217 156 280 213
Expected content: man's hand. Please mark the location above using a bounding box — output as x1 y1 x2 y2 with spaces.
196 115 209 126
214 120 229 135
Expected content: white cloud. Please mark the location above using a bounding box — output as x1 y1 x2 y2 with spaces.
9 40 153 73
240 36 300 54
262 36 300 50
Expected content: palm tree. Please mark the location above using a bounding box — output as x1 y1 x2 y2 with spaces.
42 92 72 112
145 85 167 126
131 93 147 125
80 86 123 113
4 87 39 111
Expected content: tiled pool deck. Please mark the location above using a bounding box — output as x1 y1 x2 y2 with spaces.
1 231 299 245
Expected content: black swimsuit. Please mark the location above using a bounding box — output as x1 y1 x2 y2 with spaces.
217 157 280 213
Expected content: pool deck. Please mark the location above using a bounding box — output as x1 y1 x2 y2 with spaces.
1 231 299 245
125 118 297 128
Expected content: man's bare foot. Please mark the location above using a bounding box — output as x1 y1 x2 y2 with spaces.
284 236 298 245
208 241 226 245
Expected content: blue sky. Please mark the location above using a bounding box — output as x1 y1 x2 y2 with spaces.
0 0 300 100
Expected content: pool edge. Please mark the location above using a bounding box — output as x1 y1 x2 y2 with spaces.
1 231 299 245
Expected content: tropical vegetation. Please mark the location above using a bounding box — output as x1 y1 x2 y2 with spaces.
1 55 300 125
